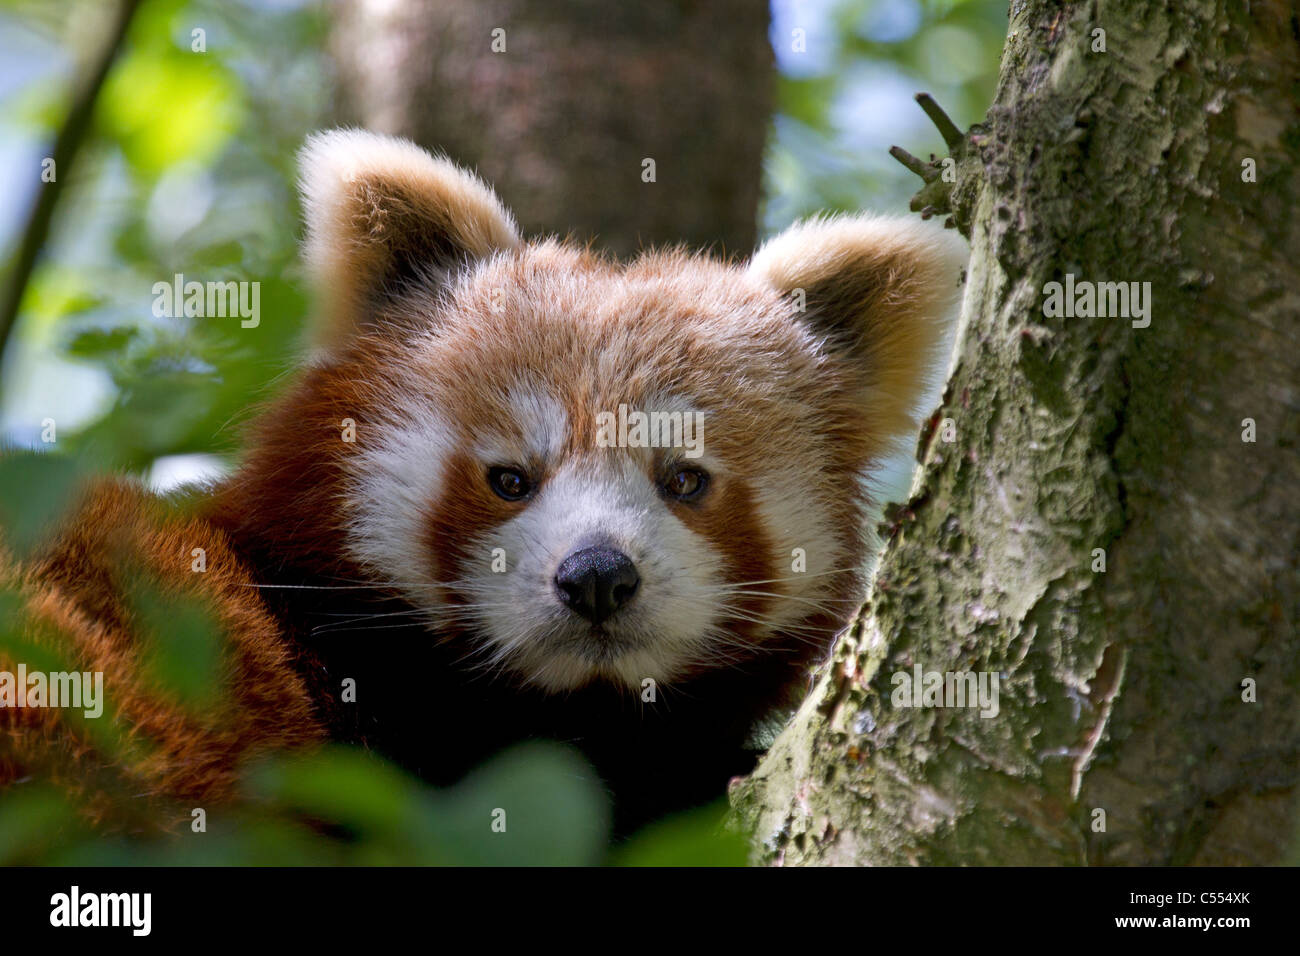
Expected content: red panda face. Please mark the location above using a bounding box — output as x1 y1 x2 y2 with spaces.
245 130 966 694
334 245 890 692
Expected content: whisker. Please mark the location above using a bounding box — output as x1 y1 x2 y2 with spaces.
713 568 861 588
309 621 428 636
244 582 386 591
716 589 853 611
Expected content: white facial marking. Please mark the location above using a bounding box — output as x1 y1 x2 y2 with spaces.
461 456 726 692
474 386 568 464
343 403 453 605
342 376 858 695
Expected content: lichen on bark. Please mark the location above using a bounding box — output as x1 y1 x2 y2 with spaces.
733 0 1300 866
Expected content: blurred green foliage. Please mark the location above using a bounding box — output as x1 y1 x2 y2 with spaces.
128 576 229 713
764 0 1005 230
0 450 82 556
3 0 323 472
0 743 617 866
0 0 1007 864
614 800 751 866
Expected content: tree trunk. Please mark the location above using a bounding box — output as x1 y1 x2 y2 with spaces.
734 0 1300 866
330 0 773 259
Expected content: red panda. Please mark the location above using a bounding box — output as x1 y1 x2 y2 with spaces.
0 129 966 836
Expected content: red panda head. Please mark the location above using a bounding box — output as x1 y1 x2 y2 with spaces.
223 129 966 695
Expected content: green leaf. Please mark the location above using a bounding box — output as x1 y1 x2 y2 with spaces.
0 785 87 865
0 452 82 559
247 746 430 842
64 325 139 359
98 47 243 179
129 582 227 713
432 742 611 866
614 800 751 867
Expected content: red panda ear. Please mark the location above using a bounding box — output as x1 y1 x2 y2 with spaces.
297 128 521 353
749 214 967 442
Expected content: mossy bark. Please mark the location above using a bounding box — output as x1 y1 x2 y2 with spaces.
734 0 1300 866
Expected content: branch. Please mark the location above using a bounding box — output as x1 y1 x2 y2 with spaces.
0 0 142 372
888 91 977 235
915 92 964 150
888 145 935 181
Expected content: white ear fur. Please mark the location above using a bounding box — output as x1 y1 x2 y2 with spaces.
297 128 521 352
749 214 967 439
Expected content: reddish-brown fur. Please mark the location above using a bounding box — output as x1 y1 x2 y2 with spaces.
1 130 965 833
1 482 323 831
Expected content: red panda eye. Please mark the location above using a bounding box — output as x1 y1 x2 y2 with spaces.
488 466 532 501
663 467 708 500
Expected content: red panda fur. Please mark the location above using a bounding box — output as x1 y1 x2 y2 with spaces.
0 481 322 831
1 129 966 835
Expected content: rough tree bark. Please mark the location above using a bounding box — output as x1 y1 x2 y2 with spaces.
330 0 772 258
734 0 1300 865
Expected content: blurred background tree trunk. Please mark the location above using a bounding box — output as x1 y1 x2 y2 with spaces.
331 0 773 259
734 0 1300 865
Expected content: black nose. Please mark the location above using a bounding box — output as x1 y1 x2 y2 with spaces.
554 546 640 624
